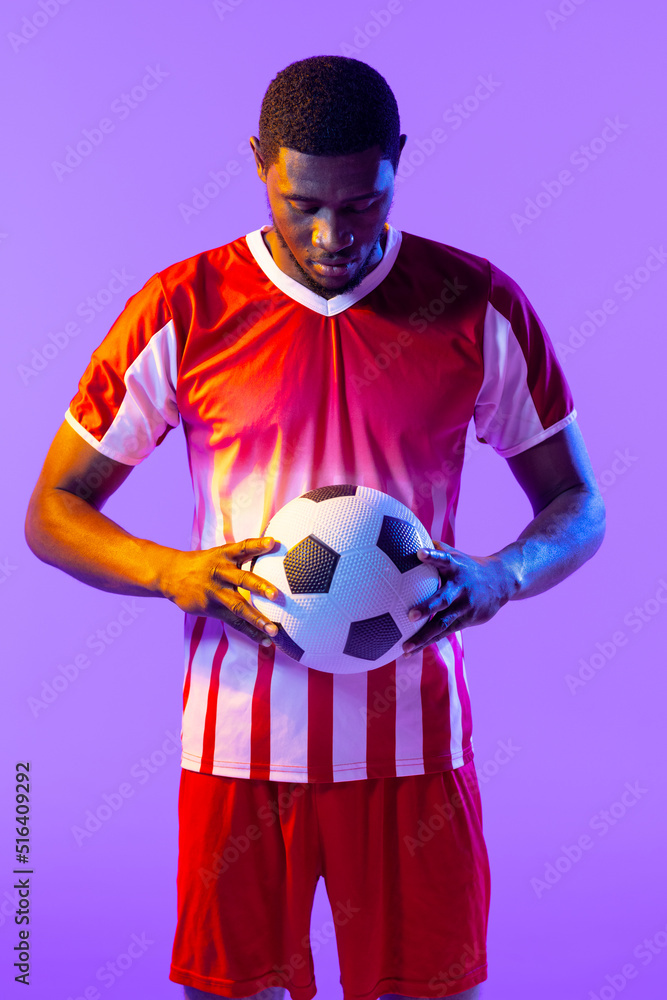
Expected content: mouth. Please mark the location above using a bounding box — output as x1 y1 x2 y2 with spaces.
309 259 356 277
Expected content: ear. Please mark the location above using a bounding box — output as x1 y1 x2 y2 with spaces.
249 136 268 182
394 133 408 172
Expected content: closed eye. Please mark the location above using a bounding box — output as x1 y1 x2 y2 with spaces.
291 202 377 214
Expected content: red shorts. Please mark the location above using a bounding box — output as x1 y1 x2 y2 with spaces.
169 761 490 1000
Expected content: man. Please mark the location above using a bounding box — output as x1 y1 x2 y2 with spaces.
25 56 605 1000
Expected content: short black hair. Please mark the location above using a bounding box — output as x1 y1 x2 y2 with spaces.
258 55 401 172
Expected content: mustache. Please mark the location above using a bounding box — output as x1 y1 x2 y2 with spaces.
311 256 354 264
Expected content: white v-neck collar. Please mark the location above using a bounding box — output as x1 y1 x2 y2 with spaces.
245 223 402 317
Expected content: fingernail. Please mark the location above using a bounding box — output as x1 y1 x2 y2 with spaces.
404 643 415 654
261 637 272 646
265 623 278 635
408 609 422 621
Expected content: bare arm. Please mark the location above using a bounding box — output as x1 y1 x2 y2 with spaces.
25 420 280 644
402 420 606 654
497 417 606 600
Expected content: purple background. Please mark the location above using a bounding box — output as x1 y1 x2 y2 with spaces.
2 1 666 997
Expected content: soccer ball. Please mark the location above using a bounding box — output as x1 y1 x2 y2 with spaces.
246 484 441 674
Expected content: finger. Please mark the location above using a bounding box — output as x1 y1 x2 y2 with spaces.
403 623 459 656
416 546 455 564
225 613 276 647
223 536 279 563
408 580 457 622
216 590 279 640
223 566 281 601
416 548 458 583
403 602 467 654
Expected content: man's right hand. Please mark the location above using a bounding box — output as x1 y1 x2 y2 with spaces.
160 537 281 646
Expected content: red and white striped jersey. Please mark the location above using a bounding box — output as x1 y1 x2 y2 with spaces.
66 223 575 783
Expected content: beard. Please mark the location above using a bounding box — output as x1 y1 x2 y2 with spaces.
266 199 387 300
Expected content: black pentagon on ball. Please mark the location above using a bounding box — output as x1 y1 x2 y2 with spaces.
343 612 402 661
284 534 340 594
300 484 358 502
376 515 423 572
271 624 304 662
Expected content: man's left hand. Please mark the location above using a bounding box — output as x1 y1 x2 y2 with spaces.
402 540 516 656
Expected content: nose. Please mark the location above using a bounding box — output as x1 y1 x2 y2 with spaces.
312 212 354 255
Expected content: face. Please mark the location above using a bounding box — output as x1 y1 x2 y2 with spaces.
250 136 407 300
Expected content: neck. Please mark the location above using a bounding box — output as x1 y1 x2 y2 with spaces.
262 225 389 301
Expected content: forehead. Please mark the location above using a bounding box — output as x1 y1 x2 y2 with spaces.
268 145 393 201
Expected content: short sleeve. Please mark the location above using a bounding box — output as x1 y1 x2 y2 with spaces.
65 273 180 466
473 261 577 458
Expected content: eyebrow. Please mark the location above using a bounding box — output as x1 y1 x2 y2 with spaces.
285 190 383 202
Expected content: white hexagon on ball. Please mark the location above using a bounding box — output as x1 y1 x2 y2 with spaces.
249 485 441 673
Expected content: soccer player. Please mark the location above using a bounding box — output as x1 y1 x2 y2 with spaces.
25 56 605 1000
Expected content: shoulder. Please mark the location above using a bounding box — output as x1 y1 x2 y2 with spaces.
396 230 490 292
398 230 490 276
156 232 256 293
393 230 491 311
396 232 535 310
